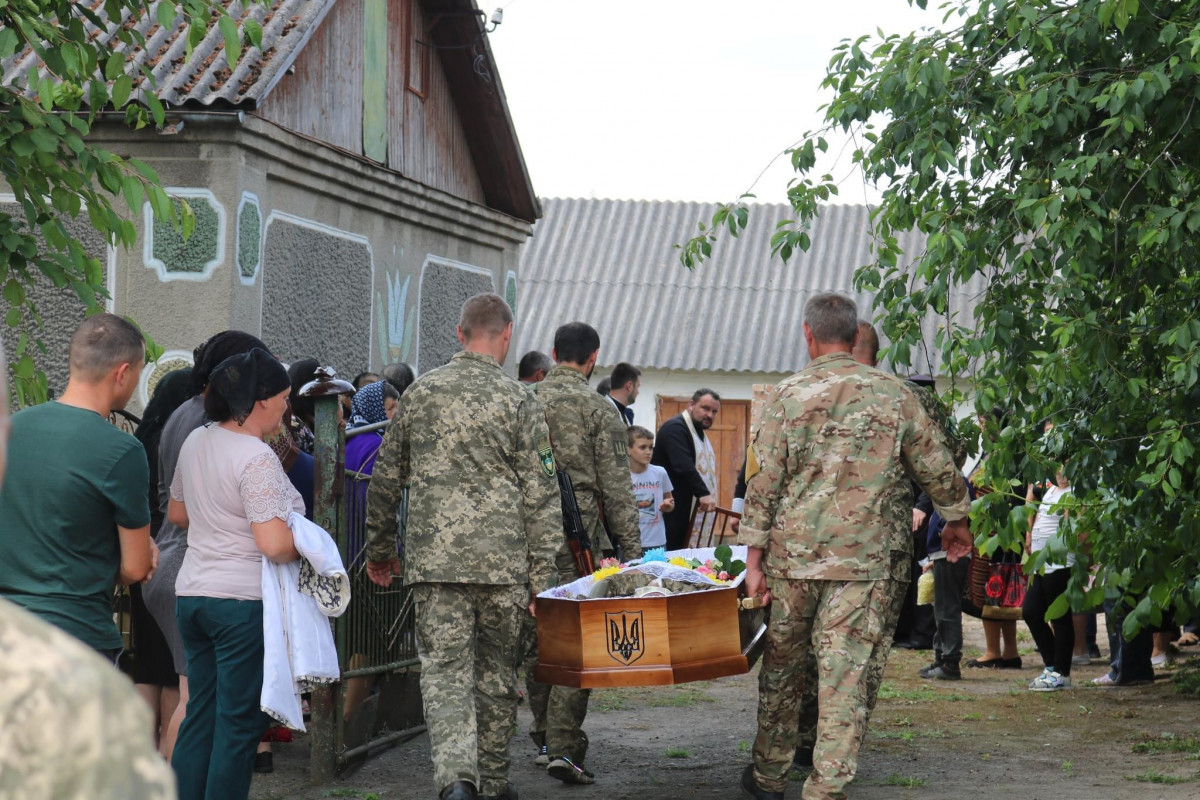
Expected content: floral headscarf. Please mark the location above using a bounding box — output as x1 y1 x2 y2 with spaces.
348 380 389 431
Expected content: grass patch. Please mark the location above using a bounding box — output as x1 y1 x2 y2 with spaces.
591 690 628 712
878 773 926 788
647 687 714 707
738 740 751 752
1174 660 1200 696
665 747 691 758
874 729 949 741
878 683 969 702
1126 770 1197 785
961 712 982 721
1131 734 1200 755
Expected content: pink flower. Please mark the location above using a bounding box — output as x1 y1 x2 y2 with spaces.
718 571 731 581
696 565 715 576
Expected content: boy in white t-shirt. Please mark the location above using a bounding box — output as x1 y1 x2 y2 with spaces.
628 426 674 549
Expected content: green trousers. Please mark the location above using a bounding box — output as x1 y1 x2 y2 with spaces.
173 596 271 800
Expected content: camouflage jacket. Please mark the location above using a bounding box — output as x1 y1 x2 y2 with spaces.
0 599 176 800
738 352 970 581
534 366 643 561
364 351 561 592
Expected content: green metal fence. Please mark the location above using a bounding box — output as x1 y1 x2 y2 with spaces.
307 394 425 779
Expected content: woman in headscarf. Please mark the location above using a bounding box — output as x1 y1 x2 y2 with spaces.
286 358 320 454
168 348 302 800
344 379 400 547
141 330 269 760
131 368 193 746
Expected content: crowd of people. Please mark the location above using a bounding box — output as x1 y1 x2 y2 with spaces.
0 292 1195 800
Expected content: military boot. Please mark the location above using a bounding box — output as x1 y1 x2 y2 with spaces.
740 764 784 800
440 781 477 800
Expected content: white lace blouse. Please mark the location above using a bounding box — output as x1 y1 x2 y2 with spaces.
172 424 304 601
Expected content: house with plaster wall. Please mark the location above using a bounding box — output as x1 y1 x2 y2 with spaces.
2 0 537 405
515 198 987 509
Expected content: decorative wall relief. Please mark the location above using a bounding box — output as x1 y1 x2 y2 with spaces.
236 193 262 285
505 270 518 317
416 257 494 372
137 349 196 408
375 268 415 366
143 188 225 282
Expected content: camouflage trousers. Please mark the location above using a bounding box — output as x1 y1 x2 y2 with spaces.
753 576 889 800
411 582 529 796
797 553 910 753
521 612 551 746
525 557 591 763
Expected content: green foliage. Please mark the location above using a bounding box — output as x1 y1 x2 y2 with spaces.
878 773 927 788
1173 660 1200 698
1 0 261 404
664 746 691 758
1126 769 1197 785
682 0 1200 634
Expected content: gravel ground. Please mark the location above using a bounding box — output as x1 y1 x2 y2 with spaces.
251 618 1200 800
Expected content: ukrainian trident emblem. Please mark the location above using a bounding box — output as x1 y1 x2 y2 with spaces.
605 610 644 665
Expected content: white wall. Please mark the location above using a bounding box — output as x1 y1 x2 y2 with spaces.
602 367 792 431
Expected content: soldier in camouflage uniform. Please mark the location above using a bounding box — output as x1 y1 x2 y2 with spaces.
0 333 174 800
529 322 644 785
792 325 968 766
365 294 561 800
738 294 971 800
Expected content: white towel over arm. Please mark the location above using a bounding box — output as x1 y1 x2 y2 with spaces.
261 512 351 730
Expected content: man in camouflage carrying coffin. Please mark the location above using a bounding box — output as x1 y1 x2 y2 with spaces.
365 293 561 800
528 322 644 785
738 293 972 800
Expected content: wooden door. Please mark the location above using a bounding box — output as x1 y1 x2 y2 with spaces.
655 397 750 511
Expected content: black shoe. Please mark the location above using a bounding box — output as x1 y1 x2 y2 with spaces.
253 751 273 774
925 662 961 680
918 660 941 678
792 746 813 769
1089 643 1102 659
740 764 784 800
534 743 549 767
440 781 478 800
479 784 518 800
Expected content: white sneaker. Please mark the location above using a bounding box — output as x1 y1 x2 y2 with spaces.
1151 653 1175 668
1092 673 1116 686
1030 669 1072 691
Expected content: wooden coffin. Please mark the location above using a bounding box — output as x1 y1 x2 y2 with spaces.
533 584 767 688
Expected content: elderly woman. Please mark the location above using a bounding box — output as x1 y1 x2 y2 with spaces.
168 348 303 800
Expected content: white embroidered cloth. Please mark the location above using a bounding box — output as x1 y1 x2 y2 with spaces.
682 411 719 540
260 512 350 730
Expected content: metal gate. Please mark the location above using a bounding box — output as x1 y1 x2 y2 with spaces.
306 385 425 780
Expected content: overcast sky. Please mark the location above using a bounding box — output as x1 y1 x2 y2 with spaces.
487 0 937 205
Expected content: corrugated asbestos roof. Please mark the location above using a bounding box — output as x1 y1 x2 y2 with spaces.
1 0 335 107
515 198 987 375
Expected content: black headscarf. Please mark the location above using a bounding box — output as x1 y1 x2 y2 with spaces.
288 358 320 428
209 348 291 425
192 330 270 395
135 368 196 450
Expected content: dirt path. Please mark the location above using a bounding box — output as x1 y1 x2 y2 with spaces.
251 620 1200 799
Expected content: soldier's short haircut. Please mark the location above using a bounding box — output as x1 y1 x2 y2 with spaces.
856 319 880 360
691 388 720 403
805 293 859 346
68 313 145 382
627 425 654 446
381 362 416 396
553 322 601 365
518 350 552 380
609 362 641 389
459 293 514 340
595 376 611 396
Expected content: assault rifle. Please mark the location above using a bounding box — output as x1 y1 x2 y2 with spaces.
557 470 595 577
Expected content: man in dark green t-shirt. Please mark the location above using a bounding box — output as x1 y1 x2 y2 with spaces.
0 314 155 656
